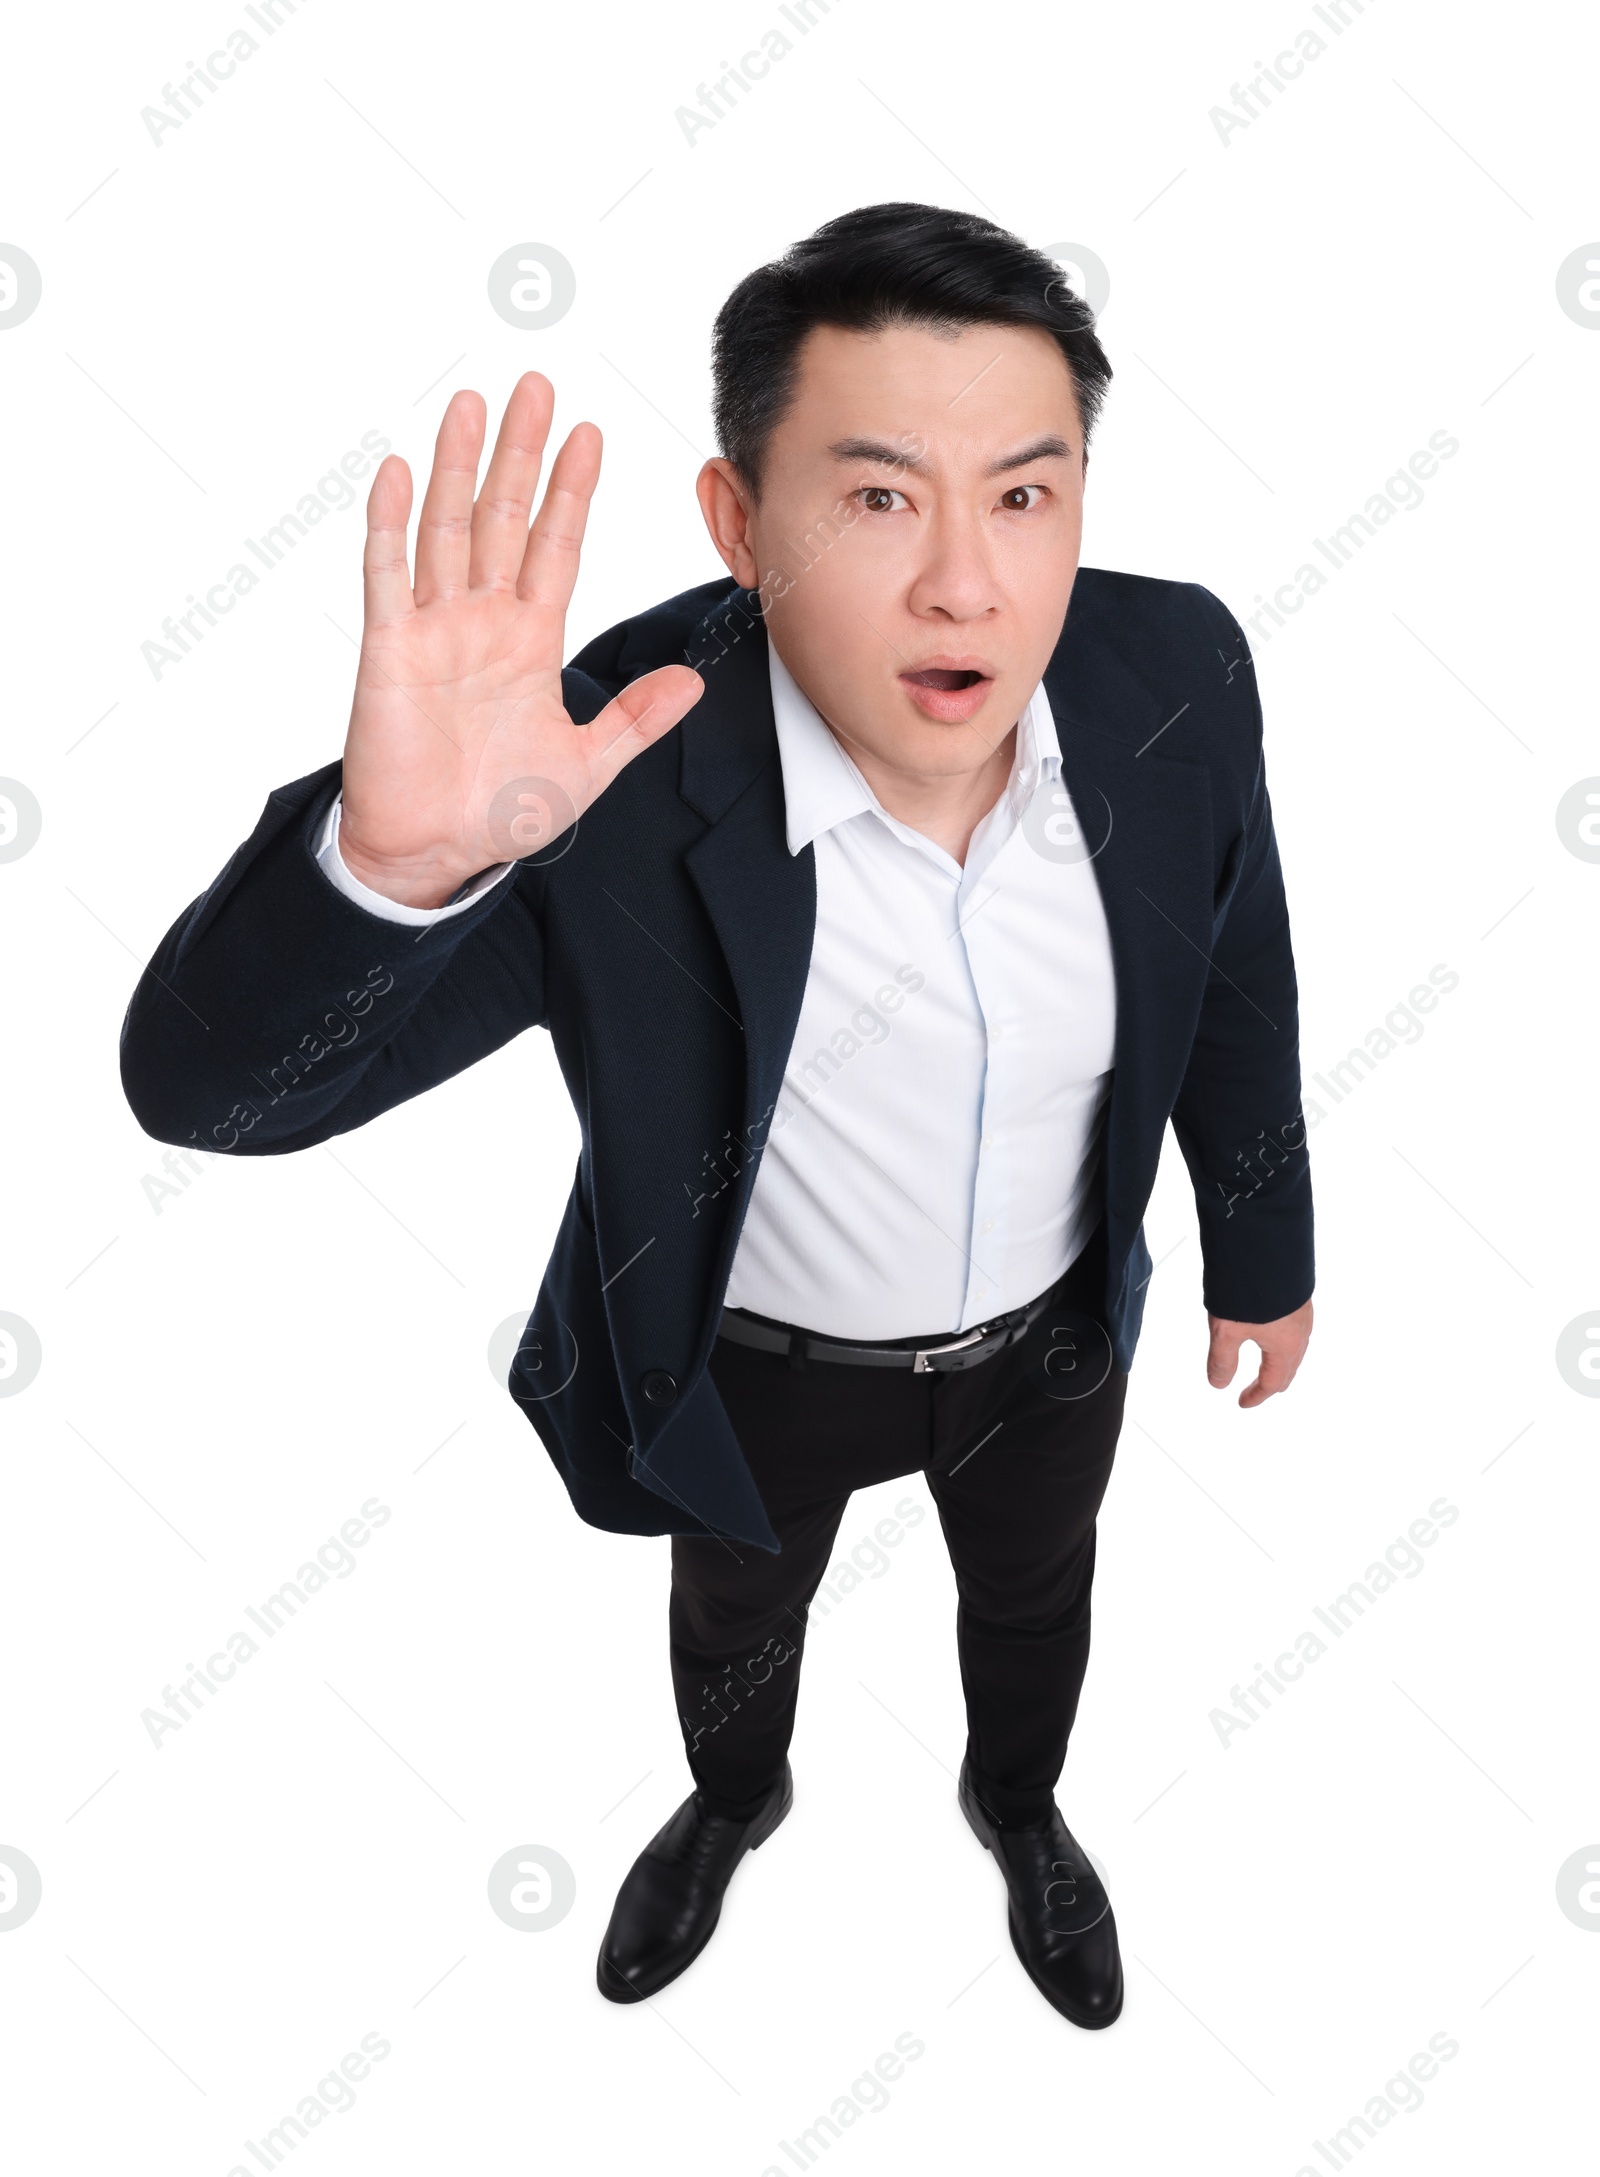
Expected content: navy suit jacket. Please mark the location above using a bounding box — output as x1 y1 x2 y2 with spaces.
120 570 1313 1550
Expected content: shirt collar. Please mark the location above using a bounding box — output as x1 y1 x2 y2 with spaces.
767 638 1062 860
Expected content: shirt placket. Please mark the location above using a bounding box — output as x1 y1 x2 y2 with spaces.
954 869 1004 1330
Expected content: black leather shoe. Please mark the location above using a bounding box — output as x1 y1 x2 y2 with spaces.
959 1757 1123 2028
597 1763 793 2003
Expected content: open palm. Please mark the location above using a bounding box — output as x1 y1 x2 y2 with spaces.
338 372 703 908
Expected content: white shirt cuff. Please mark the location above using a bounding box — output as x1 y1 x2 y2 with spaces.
315 795 516 926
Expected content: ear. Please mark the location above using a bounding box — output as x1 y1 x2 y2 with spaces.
696 458 761 588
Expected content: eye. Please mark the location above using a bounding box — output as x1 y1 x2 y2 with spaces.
998 484 1047 512
856 485 907 513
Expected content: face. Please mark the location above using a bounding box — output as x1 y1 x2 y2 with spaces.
696 320 1086 781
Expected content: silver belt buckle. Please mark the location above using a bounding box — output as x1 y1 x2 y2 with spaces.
911 1325 991 1374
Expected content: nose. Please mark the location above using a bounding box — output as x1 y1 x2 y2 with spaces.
904 501 1003 623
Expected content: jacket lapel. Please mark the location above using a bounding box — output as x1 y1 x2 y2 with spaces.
677 591 818 1286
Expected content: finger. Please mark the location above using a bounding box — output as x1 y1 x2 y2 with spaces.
414 389 487 606
583 665 705 795
470 372 555 594
1207 1322 1241 1388
362 456 414 630
515 421 603 621
1240 1342 1300 1408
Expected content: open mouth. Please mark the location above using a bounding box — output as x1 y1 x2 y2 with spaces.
898 662 995 721
903 667 987 692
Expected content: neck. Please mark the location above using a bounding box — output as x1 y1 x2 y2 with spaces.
825 720 1019 868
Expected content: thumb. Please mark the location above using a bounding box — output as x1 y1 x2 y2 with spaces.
586 665 705 794
1207 1317 1241 1388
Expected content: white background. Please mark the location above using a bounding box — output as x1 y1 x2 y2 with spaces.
2 0 1596 2170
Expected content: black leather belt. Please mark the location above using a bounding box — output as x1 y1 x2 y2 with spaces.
716 1281 1062 1374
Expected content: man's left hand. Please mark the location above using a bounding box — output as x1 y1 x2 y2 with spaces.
1206 1300 1313 1408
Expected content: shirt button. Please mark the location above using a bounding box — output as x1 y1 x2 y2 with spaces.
641 1370 678 1405
980 1218 997 1235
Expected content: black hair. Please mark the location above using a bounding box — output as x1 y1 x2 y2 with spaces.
710 201 1112 497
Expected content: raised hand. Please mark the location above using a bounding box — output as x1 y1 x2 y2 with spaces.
338 372 703 907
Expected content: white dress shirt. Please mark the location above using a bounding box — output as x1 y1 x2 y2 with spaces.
318 641 1118 1340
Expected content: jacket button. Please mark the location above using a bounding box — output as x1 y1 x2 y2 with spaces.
641 1370 678 1406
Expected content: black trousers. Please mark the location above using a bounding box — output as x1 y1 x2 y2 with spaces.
669 1227 1128 1825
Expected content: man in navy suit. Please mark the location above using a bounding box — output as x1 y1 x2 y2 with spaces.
122 202 1313 2027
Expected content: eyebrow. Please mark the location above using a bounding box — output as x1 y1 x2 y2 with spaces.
826 434 1074 476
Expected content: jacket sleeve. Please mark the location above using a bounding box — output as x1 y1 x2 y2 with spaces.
119 758 548 1156
1167 605 1314 1323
